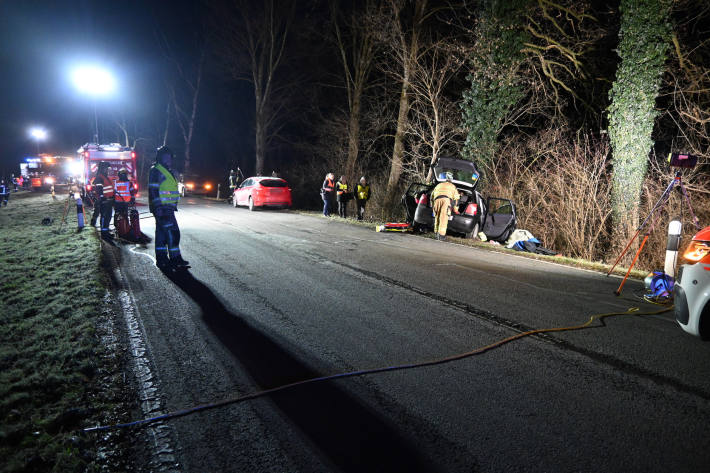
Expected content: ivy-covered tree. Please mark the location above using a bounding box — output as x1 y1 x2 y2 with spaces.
607 0 672 237
460 0 529 167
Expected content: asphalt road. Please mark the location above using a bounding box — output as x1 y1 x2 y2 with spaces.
111 196 710 473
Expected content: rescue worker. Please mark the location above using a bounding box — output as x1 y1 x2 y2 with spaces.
431 171 460 241
113 168 135 237
355 176 370 221
229 169 239 193
91 162 115 240
321 172 335 216
0 180 8 207
336 175 349 218
149 146 189 270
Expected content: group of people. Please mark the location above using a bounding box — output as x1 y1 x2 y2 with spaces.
89 146 188 271
321 173 370 220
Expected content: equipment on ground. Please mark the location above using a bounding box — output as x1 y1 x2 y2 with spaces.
376 222 411 232
608 170 700 296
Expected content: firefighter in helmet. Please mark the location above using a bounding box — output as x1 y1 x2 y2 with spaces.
92 161 115 240
431 171 460 241
149 146 189 270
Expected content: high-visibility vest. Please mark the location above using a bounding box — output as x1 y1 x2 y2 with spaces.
94 174 114 198
336 182 348 195
114 180 133 203
154 164 179 209
323 178 334 192
356 184 370 200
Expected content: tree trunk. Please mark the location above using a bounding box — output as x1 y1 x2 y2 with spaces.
255 103 266 175
345 87 362 179
383 0 426 211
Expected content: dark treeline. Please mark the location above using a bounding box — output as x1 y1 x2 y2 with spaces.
135 0 710 268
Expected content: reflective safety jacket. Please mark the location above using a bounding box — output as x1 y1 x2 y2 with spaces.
149 163 179 212
322 178 334 193
92 174 114 199
336 181 348 196
356 184 370 201
114 179 135 203
431 181 460 204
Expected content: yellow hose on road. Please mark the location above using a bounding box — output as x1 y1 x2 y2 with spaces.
83 305 673 433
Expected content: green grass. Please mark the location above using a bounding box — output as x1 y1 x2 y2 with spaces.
0 192 120 472
294 209 648 279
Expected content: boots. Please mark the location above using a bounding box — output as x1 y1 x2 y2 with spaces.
171 255 190 269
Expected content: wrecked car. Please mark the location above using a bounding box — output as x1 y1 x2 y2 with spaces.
401 156 517 242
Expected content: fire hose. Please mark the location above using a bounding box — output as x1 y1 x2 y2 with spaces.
82 305 671 433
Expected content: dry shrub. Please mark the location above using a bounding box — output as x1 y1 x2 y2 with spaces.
486 129 613 261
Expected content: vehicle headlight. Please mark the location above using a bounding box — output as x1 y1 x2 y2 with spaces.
682 240 710 263
204 183 212 190
186 183 195 190
44 177 55 185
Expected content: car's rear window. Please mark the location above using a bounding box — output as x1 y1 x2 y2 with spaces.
259 179 288 187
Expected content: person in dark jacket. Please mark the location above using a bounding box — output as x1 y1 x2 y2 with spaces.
321 172 335 216
335 175 349 218
91 162 114 239
0 180 9 207
149 146 189 270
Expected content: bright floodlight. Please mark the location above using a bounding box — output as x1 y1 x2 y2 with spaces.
30 128 47 140
71 66 116 96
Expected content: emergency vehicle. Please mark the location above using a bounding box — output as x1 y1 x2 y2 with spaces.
21 154 72 191
75 143 138 198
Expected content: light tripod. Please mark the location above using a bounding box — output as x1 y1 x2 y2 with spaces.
608 170 700 295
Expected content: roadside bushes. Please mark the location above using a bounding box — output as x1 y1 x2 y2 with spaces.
482 128 710 270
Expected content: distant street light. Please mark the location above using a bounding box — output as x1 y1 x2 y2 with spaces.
71 65 117 143
29 127 48 154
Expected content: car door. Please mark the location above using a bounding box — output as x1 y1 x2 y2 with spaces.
236 179 252 206
402 183 433 223
481 197 517 242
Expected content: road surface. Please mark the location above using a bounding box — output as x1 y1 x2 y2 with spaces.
107 196 710 472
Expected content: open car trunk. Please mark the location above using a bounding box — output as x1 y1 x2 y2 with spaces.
402 156 517 241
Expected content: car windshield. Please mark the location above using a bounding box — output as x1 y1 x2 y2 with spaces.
259 179 287 187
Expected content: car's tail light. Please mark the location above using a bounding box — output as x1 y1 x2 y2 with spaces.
682 240 710 263
86 184 92 191
465 203 477 215
416 193 429 205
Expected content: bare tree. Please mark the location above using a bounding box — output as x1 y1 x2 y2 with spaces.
214 0 295 176
331 0 378 180
406 38 466 182
374 0 430 210
169 49 205 174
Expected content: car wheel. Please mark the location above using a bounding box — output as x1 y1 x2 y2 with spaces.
248 196 255 211
465 222 480 240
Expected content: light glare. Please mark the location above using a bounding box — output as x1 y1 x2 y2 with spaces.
71 66 116 96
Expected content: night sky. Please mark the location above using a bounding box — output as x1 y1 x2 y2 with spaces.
0 0 248 178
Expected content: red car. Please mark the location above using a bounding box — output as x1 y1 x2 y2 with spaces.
232 176 292 211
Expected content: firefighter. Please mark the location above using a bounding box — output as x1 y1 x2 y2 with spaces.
355 176 370 221
321 172 335 216
431 171 460 241
336 175 349 218
91 162 115 240
113 168 135 237
149 146 189 270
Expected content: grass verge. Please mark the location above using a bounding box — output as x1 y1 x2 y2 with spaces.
0 192 129 473
293 209 648 280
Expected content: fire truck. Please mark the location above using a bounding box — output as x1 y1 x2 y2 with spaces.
21 154 73 191
75 143 139 199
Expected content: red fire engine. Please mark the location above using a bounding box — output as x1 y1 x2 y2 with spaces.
76 143 138 197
